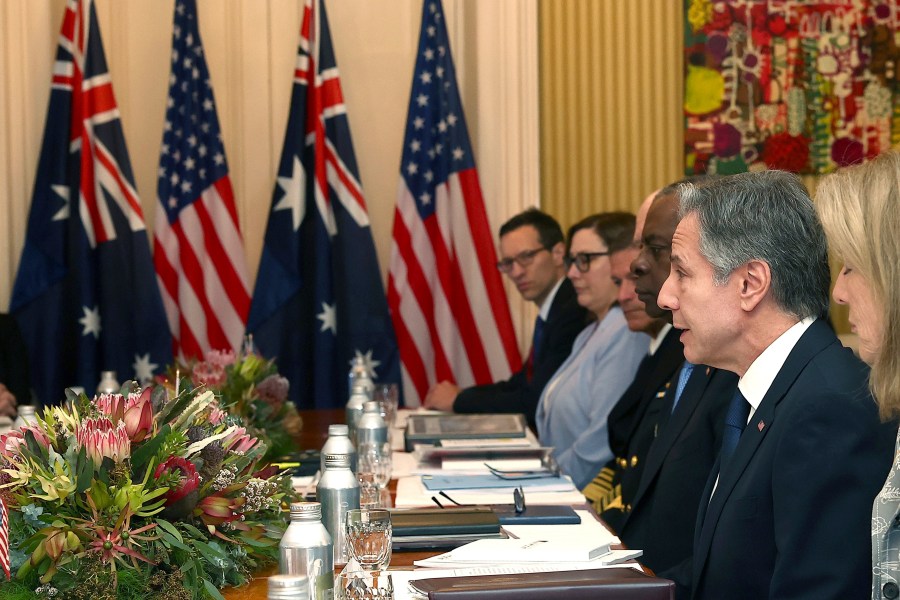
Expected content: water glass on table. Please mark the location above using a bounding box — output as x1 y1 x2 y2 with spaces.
357 443 391 508
345 508 392 571
373 383 399 428
334 570 394 600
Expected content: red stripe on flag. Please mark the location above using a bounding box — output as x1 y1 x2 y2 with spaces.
387 277 429 401
457 169 521 371
422 211 492 384
171 217 231 354
0 496 10 580
391 209 453 381
84 81 118 119
95 143 144 219
324 142 367 213
197 180 251 320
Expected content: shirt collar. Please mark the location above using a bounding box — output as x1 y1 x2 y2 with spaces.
648 323 673 356
738 316 816 415
538 277 566 321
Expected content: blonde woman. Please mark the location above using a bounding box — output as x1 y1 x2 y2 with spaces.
816 150 900 600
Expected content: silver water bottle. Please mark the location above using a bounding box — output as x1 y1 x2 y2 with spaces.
356 401 388 447
345 382 369 441
268 574 310 600
321 424 357 474
316 453 360 565
279 502 334 600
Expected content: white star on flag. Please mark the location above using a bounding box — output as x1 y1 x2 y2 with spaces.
317 302 337 334
51 185 70 221
352 349 381 379
79 305 102 339
133 353 158 383
274 155 307 231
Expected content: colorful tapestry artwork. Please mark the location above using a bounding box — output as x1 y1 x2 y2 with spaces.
684 0 900 175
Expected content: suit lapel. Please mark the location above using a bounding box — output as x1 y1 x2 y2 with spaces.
691 319 837 589
628 364 714 514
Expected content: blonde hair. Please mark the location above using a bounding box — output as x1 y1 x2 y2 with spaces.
815 150 900 420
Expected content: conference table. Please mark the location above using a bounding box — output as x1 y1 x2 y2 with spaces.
223 408 611 599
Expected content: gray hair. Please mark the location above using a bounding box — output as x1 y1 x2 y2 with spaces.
677 171 830 320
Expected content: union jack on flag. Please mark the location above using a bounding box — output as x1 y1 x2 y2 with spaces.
11 0 172 405
247 0 400 409
154 0 251 361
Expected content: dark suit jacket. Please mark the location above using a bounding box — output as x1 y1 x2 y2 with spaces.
453 278 588 429
600 327 684 532
689 319 895 600
0 314 31 405
618 364 737 575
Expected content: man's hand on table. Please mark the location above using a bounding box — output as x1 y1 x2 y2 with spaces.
0 383 17 419
423 381 459 411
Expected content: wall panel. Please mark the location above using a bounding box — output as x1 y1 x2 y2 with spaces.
540 0 684 229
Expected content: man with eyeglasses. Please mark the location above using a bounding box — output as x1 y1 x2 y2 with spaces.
424 208 588 429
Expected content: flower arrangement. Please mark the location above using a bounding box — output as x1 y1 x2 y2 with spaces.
0 384 293 600
174 348 302 462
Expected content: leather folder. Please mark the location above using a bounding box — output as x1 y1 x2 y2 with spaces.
409 567 675 599
492 504 581 525
390 506 500 537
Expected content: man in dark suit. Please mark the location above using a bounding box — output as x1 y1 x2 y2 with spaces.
602 185 736 557
657 171 894 599
424 209 588 429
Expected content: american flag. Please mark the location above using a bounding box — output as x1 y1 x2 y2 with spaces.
247 0 400 408
10 0 171 405
388 0 521 406
0 496 8 580
154 0 251 361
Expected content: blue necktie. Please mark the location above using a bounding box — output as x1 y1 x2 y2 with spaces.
532 316 546 364
720 389 750 468
670 362 695 413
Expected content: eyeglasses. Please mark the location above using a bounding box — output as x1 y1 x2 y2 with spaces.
496 247 548 273
564 251 610 273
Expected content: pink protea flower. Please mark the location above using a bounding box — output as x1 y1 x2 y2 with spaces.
207 400 227 426
95 388 154 442
0 426 50 460
76 417 130 466
205 349 236 368
154 456 201 507
222 426 257 454
191 361 226 388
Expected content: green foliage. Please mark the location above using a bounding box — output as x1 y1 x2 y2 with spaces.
2 383 294 600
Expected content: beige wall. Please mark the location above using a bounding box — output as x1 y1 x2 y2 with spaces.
539 0 685 230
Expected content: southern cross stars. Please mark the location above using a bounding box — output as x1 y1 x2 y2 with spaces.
79 305 101 339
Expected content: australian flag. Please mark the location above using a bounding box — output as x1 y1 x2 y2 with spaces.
247 0 400 409
10 0 172 406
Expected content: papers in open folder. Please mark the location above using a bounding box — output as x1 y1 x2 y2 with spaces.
418 536 614 566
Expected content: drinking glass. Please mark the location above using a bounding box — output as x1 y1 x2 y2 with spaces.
373 384 399 428
345 509 392 571
334 570 394 600
357 442 392 497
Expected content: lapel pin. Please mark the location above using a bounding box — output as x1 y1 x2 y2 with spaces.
705 367 711 376
757 420 765 431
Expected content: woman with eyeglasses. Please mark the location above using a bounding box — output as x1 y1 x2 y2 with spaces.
815 150 900 599
535 212 648 489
